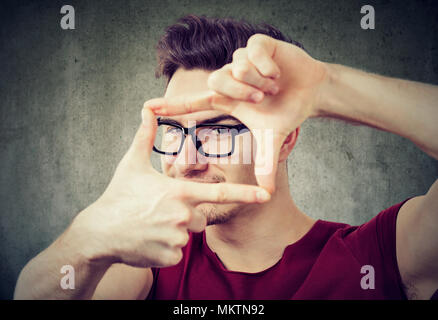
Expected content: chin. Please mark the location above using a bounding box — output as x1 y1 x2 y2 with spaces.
197 202 240 226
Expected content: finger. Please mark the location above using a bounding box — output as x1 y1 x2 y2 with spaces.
252 131 284 194
231 51 280 95
124 108 157 169
170 203 206 233
176 181 271 205
186 206 207 233
144 91 213 115
247 34 281 79
208 67 265 103
143 91 239 116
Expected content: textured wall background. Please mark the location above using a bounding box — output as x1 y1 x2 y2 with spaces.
1 0 437 299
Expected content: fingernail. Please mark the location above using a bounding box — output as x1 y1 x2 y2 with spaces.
250 91 264 103
269 84 279 95
256 190 271 202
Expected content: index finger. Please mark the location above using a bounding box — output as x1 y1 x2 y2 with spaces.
143 91 238 116
176 181 271 205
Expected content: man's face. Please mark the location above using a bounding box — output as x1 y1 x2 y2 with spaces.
159 68 258 225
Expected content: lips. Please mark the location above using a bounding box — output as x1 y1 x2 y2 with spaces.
180 178 221 184
178 174 225 183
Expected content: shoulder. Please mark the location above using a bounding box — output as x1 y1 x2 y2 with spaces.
332 199 412 298
304 200 411 299
327 199 411 258
331 198 411 246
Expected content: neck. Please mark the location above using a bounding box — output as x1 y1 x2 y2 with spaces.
205 168 315 272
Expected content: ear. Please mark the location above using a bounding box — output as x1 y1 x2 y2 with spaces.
278 127 300 163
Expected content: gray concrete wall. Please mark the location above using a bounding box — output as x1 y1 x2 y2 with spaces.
1 0 437 299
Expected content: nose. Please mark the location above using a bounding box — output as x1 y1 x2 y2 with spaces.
174 133 208 176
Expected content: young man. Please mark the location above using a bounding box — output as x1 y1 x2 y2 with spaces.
15 15 438 300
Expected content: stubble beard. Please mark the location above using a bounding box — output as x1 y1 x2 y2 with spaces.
197 203 241 226
182 173 251 225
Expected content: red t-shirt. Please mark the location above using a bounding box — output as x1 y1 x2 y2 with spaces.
147 199 410 299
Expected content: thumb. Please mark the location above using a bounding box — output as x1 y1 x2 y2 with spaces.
253 129 283 194
125 108 158 169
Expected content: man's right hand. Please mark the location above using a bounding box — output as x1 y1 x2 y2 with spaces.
69 108 271 269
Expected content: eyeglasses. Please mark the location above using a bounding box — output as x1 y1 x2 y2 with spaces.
153 118 249 157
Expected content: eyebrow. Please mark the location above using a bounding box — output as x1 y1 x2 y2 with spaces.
159 115 241 126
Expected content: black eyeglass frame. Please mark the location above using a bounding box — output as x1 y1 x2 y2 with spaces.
153 117 249 158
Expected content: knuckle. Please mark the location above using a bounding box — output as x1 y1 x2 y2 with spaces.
207 71 220 88
209 92 227 107
232 63 251 80
247 33 266 46
161 249 183 266
207 91 217 106
248 46 264 61
192 215 207 233
173 232 189 248
262 78 277 92
182 96 193 114
237 86 251 100
208 66 229 89
215 186 227 203
200 215 207 229
232 48 245 61
177 208 192 224
167 232 181 247
172 184 188 200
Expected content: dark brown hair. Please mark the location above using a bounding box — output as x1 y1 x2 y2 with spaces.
155 15 304 84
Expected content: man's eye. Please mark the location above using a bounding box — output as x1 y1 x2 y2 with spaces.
165 127 181 134
210 127 231 134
